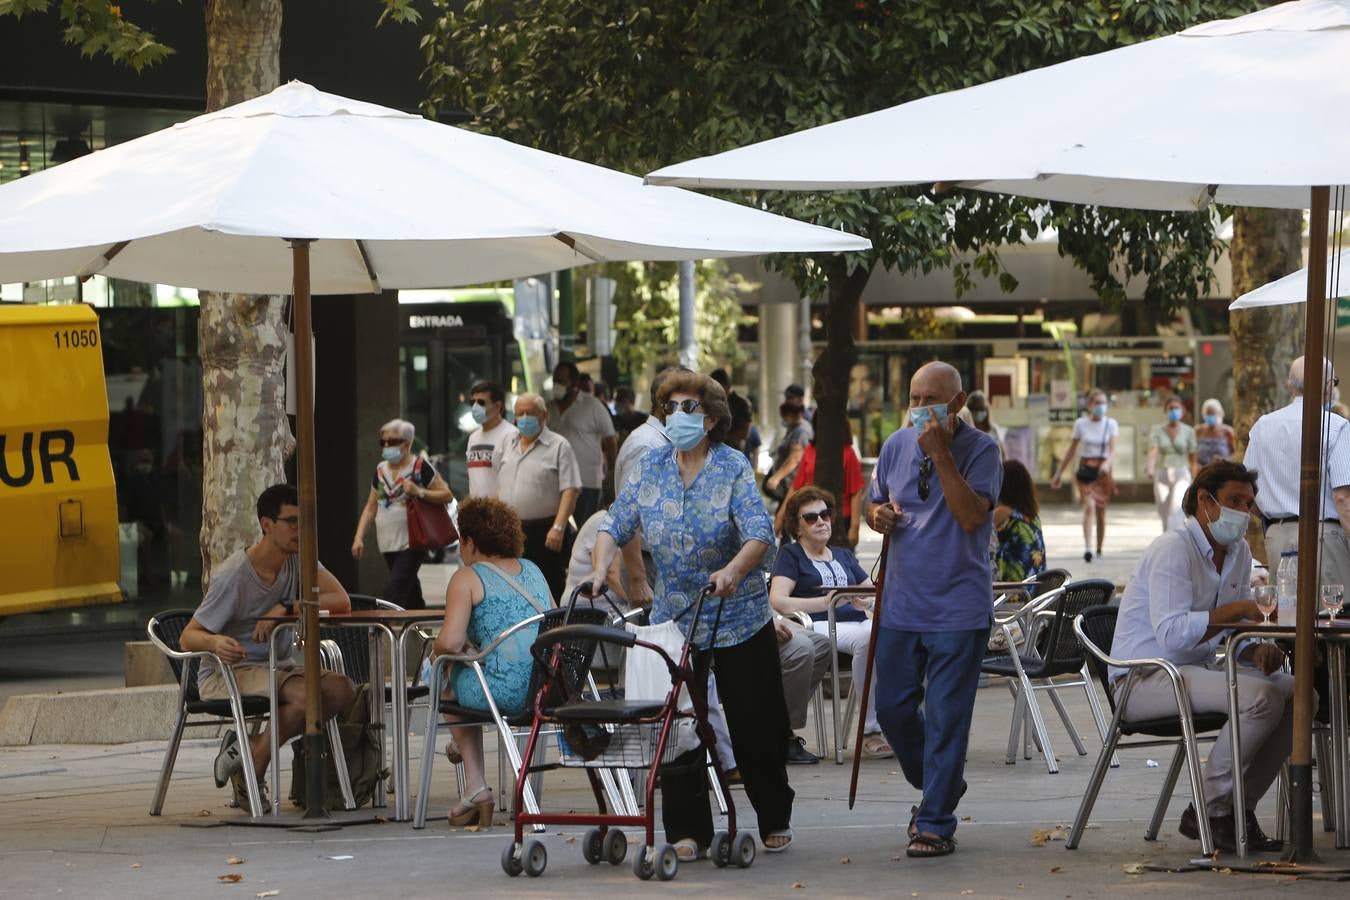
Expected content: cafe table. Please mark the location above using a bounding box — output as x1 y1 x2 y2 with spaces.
1223 620 1350 857
263 608 443 820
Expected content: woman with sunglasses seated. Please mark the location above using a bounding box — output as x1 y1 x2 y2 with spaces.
769 487 888 759
591 371 794 859
351 418 454 609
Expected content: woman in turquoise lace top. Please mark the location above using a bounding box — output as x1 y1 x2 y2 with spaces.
592 371 793 858
433 497 548 829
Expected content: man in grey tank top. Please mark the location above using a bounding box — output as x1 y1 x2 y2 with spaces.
180 484 355 804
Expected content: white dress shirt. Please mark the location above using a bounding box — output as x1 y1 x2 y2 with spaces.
1109 517 1251 682
1245 397 1350 519
613 415 670 493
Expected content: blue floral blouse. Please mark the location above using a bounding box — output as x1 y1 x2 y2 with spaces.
602 442 775 649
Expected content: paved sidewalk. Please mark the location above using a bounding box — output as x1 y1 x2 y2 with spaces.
3 677 1347 898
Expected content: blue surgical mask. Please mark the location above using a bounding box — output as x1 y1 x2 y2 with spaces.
1204 414 1219 426
1204 495 1249 546
1167 408 1182 422
1092 403 1108 417
909 403 948 429
381 446 402 462
517 415 542 438
470 403 488 425
665 411 708 451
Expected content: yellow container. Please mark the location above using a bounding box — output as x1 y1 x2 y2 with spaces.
0 304 121 617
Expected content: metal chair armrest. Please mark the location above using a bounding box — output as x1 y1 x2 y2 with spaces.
824 587 875 626
787 610 814 630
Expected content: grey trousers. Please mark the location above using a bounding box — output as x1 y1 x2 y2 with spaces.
780 623 831 731
1264 520 1350 591
1119 664 1294 817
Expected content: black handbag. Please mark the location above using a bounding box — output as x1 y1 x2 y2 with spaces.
1075 462 1101 483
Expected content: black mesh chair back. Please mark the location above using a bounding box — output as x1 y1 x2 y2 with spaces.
1034 580 1116 678
149 610 202 703
528 606 610 712
318 594 383 684
1076 604 1120 711
1029 568 1072 599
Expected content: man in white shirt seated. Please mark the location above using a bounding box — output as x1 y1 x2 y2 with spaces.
1110 460 1291 853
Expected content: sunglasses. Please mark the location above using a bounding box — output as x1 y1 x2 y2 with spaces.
918 456 933 502
663 398 702 415
800 508 832 524
471 398 490 407
379 438 405 447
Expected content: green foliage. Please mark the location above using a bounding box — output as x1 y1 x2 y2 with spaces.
421 0 1259 309
583 260 753 375
1 0 421 72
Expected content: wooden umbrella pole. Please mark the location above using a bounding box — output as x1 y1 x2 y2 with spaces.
848 531 891 809
1286 186 1330 862
290 238 327 820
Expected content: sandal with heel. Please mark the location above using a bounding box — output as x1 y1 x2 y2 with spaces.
447 784 494 830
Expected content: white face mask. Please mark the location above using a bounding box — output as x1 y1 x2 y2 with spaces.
1204 494 1249 546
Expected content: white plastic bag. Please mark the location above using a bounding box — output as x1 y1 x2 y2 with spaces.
625 620 703 757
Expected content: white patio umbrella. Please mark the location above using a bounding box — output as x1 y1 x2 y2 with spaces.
0 81 868 821
648 0 1350 861
1230 248 1350 308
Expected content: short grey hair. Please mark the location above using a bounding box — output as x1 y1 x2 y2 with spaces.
1202 398 1225 419
1289 355 1336 397
515 392 547 417
380 418 414 443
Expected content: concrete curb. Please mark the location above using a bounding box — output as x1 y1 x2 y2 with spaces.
0 685 224 745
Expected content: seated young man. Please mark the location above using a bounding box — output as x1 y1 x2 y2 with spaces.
180 483 356 807
1110 461 1291 853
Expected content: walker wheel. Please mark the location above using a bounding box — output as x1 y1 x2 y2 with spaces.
633 845 656 880
710 830 731 868
603 828 628 865
500 841 523 877
655 843 679 881
521 838 547 877
582 828 604 865
732 831 756 868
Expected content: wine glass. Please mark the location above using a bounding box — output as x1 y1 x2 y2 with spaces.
1321 584 1344 624
1252 585 1277 626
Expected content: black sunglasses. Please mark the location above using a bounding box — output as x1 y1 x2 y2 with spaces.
471 398 490 407
918 456 933 502
800 508 832 524
379 438 405 447
663 398 702 415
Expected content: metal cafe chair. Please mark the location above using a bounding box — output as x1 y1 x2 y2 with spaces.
1066 605 1226 856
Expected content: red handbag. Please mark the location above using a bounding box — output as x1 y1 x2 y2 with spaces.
405 458 458 550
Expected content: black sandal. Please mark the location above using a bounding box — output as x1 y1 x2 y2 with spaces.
907 780 967 839
907 832 957 858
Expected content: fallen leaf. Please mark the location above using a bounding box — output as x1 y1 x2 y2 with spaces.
840 857 850 865
961 891 975 895
1218 867 1233 875
196 809 213 817
218 874 242 883
792 883 804 890
1030 826 1068 847
227 858 246 866
1121 862 1144 875
961 816 973 822
464 825 480 833
1049 866 1062 874
256 892 280 898
565 836 577 844
129 864 141 869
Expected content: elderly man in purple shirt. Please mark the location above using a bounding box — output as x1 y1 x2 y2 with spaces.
1109 460 1289 853
867 361 1002 859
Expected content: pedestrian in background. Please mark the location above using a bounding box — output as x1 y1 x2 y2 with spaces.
1146 397 1197 532
351 418 454 609
993 460 1046 583
779 418 865 547
1195 398 1236 465
497 393 581 601
961 390 1005 458
1050 389 1118 563
464 381 517 497
548 361 617 527
765 400 812 504
868 361 1002 858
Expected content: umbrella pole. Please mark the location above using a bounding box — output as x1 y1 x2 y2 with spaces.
1286 186 1330 863
290 238 327 820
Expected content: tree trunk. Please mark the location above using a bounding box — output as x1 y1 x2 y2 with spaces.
1229 206 1303 565
1230 208 1305 452
199 0 290 584
811 263 872 545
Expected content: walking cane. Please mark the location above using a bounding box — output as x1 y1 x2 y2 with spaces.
848 529 892 809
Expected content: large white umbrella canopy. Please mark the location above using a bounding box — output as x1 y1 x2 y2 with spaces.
0 81 868 292
0 80 867 823
1230 249 1350 308
648 0 1350 212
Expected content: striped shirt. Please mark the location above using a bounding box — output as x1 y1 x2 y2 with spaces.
1244 397 1350 519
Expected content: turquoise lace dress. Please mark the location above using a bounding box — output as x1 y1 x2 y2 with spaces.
450 560 547 717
